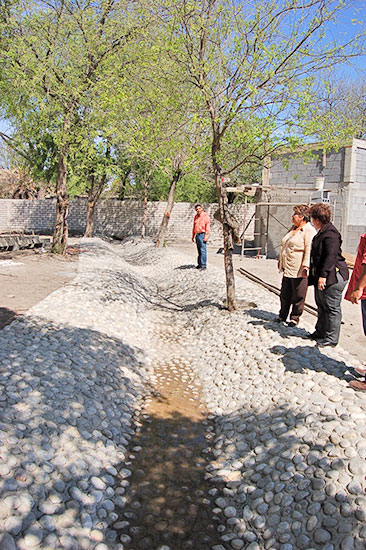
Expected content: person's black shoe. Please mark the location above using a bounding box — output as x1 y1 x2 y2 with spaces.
352 366 366 376
306 331 322 340
287 320 298 327
316 340 337 348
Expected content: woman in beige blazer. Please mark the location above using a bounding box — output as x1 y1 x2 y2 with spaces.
277 205 316 326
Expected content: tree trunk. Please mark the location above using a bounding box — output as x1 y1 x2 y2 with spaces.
220 186 237 312
85 200 96 238
212 137 237 311
155 169 181 248
84 174 106 238
141 167 153 240
51 145 69 255
84 144 110 238
118 168 131 200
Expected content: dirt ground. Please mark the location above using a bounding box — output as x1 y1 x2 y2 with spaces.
0 245 78 329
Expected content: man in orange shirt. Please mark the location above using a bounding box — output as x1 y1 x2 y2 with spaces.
345 233 366 391
192 204 210 270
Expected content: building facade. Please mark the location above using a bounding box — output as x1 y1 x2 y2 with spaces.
255 138 366 257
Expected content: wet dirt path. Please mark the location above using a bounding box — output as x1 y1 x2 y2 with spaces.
114 348 224 549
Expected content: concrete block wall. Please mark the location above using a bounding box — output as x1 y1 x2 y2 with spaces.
0 198 255 244
352 146 366 224
332 192 344 239
344 145 366 252
263 140 366 256
0 199 56 234
346 225 366 255
269 149 344 190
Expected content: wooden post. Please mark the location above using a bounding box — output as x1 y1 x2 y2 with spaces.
240 195 247 260
265 204 270 258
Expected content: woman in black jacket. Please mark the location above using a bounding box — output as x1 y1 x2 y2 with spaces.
308 203 349 348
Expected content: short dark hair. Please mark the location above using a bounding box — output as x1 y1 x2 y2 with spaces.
195 204 202 209
293 204 310 222
310 203 331 225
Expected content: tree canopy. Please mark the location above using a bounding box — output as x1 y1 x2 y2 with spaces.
158 0 365 308
0 0 150 251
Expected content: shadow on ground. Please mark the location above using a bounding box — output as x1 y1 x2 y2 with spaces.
115 403 366 549
175 264 197 270
0 316 150 548
270 344 358 382
115 410 222 549
245 308 361 383
0 306 17 329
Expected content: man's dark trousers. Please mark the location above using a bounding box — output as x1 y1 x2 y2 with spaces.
195 233 207 268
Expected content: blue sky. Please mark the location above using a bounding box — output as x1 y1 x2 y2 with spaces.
328 1 366 77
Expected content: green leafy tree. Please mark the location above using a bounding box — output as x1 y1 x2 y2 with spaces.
99 13 210 245
0 125 57 196
167 0 365 310
0 0 149 253
68 137 114 237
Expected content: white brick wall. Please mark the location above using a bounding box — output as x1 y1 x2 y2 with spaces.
0 198 255 244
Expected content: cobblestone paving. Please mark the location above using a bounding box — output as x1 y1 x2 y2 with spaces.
0 237 365 550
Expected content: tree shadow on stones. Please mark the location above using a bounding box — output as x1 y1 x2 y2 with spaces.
86 269 182 312
269 344 359 383
113 410 227 550
88 261 224 314
0 316 153 549
152 274 226 312
183 299 225 312
245 308 315 340
204 405 366 550
244 310 361 383
116 270 223 313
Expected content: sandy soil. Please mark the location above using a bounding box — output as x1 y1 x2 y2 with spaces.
0 246 78 329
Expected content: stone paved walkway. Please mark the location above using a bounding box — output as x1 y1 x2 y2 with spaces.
0 238 365 550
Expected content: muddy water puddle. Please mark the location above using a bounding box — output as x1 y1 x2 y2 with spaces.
114 358 224 550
